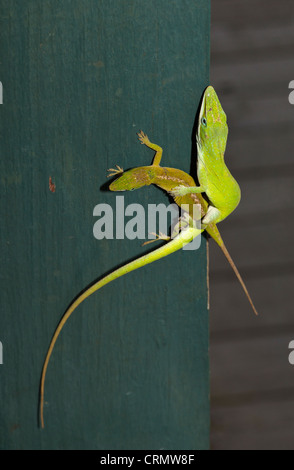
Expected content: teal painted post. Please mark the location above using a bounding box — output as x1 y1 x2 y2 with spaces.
0 0 210 449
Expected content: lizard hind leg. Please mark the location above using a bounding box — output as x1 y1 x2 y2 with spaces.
171 212 197 238
201 205 221 225
142 232 170 246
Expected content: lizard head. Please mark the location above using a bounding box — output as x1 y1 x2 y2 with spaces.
197 86 228 158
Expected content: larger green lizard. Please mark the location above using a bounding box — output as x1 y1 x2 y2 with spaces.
39 86 258 428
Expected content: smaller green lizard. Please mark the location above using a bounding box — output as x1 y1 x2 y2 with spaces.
39 86 258 428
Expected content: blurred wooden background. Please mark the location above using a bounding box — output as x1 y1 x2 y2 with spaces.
209 0 294 449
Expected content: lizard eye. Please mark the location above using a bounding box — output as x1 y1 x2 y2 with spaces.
201 117 207 127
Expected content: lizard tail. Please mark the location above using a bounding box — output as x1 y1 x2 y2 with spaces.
205 224 258 316
218 242 258 316
39 227 200 428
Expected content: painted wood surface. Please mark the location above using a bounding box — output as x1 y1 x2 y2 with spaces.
0 0 210 450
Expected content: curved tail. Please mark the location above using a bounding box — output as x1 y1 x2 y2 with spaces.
39 226 201 428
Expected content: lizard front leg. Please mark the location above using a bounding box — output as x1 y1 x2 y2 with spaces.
107 165 124 177
107 131 162 185
168 184 204 197
137 130 163 166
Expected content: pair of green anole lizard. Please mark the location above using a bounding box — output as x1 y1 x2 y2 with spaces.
39 86 258 428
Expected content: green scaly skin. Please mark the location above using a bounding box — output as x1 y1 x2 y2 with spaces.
39 86 257 428
169 86 241 225
109 124 257 317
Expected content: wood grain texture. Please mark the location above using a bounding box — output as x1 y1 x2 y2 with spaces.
210 0 294 450
0 0 210 450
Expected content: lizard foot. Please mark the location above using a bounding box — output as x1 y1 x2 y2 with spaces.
107 165 124 177
142 232 170 246
172 213 190 238
137 130 150 146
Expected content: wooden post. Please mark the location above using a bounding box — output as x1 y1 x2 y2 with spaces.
0 0 210 449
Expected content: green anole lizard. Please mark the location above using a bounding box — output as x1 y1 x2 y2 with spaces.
39 86 258 428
